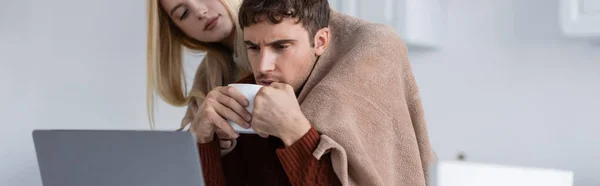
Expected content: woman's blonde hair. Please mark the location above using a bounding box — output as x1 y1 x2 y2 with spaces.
146 0 250 129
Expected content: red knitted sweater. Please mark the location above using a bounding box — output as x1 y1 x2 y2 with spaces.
197 127 341 186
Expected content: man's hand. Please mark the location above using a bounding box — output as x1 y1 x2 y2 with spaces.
251 82 312 146
191 86 253 144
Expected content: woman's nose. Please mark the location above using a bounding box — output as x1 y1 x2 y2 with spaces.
190 1 208 19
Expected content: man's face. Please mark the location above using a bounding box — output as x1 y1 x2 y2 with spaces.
243 18 328 93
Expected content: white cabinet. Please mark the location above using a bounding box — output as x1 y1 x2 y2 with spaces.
434 161 574 186
560 0 600 38
330 0 442 49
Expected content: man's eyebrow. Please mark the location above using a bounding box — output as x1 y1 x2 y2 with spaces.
170 4 183 16
244 41 258 46
244 39 296 46
267 39 296 45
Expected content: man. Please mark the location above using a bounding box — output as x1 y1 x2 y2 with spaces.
191 0 432 185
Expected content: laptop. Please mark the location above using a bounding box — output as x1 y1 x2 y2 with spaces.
32 130 205 186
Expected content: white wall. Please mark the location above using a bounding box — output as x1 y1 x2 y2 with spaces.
2 0 599 186
410 0 600 185
1 0 195 185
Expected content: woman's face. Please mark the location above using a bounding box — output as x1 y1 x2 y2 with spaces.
160 0 234 43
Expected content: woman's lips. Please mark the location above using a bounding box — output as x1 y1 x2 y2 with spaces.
204 16 219 31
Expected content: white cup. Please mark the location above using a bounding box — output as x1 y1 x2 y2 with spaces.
227 83 262 134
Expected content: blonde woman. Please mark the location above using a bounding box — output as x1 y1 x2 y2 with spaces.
147 0 253 147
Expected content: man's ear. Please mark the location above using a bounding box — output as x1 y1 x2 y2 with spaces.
313 27 329 56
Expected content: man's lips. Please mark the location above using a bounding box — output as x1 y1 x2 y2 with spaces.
258 80 274 86
204 16 219 31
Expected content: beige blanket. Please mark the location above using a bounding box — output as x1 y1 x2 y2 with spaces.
182 11 433 186
295 11 433 185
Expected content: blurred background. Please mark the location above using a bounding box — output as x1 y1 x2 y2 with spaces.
1 0 598 185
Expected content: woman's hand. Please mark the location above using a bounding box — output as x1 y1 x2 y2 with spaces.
191 86 253 144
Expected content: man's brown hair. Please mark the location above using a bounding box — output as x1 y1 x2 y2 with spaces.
238 0 330 45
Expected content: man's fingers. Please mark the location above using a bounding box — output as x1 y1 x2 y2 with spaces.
190 113 207 133
270 82 293 92
250 119 269 138
215 92 252 122
216 128 236 149
257 131 269 138
269 82 289 89
214 128 231 139
219 140 232 149
218 86 249 107
269 82 284 88
208 110 239 139
212 102 250 129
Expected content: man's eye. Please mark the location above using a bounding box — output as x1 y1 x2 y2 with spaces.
247 46 259 51
179 10 189 20
276 45 289 50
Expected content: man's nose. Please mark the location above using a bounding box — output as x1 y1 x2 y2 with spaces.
257 51 276 73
